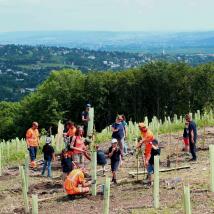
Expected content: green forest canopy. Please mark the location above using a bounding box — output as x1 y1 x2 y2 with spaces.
1 61 214 140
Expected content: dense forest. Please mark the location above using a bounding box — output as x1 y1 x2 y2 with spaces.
0 61 214 140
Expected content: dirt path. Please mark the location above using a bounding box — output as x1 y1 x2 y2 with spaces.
1 127 214 214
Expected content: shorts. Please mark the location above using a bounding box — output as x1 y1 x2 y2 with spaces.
111 161 120 172
183 138 189 145
147 163 154 175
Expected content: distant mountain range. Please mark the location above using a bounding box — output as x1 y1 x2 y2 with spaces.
0 31 214 53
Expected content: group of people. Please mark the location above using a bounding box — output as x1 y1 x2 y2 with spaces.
25 110 197 197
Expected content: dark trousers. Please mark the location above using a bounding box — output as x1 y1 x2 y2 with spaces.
189 142 197 160
28 146 37 161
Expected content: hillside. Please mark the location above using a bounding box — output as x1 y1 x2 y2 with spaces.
1 44 214 101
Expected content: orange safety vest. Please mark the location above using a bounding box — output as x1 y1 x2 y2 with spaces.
64 169 85 195
26 128 39 147
140 129 154 159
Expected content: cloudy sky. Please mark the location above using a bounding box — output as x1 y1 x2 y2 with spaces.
0 0 213 32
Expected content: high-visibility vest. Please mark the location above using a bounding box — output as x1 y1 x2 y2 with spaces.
140 130 154 159
26 128 39 147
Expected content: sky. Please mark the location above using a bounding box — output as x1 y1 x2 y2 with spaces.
0 0 214 32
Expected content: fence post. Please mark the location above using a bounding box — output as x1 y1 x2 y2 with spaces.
154 156 160 209
24 154 29 192
32 194 38 214
209 145 214 192
0 144 2 176
183 185 191 214
19 166 29 213
103 177 111 214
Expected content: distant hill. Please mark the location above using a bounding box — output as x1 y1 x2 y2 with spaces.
0 31 214 53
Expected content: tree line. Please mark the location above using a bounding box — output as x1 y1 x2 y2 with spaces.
0 61 214 140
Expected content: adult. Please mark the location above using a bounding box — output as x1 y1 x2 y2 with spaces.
81 104 91 137
26 122 40 169
137 123 155 169
185 114 197 161
64 168 92 196
121 115 128 155
112 115 125 158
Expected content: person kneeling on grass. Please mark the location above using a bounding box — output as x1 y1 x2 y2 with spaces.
147 139 160 186
41 136 55 178
64 168 92 196
108 138 122 184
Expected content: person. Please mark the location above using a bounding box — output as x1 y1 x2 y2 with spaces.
64 168 92 196
81 104 91 137
108 138 122 184
147 139 160 186
70 126 87 168
137 123 155 170
121 115 128 155
65 121 77 149
61 149 73 181
185 114 197 161
26 122 40 169
41 137 55 177
112 115 125 158
182 121 189 152
96 145 107 176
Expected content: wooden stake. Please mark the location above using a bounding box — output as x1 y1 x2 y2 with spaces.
103 177 111 214
209 145 214 192
154 156 160 209
19 166 29 213
91 150 97 196
183 185 191 214
32 195 38 214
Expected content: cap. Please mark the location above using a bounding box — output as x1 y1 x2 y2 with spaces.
46 137 52 144
86 104 91 107
138 122 146 128
111 138 118 144
32 122 38 127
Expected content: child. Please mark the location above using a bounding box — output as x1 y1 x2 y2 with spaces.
147 139 160 186
96 145 107 176
108 138 122 184
183 122 189 152
61 149 73 181
41 137 55 178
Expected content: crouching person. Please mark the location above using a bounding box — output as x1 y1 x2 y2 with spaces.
64 168 92 196
147 139 160 186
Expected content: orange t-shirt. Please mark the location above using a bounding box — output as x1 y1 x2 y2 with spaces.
140 130 154 159
26 128 39 147
72 136 86 154
67 127 77 137
64 169 84 195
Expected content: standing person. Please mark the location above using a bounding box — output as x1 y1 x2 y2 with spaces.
137 123 155 170
185 114 197 161
112 115 125 158
70 126 87 168
81 104 91 137
65 121 77 149
182 121 189 152
41 137 55 178
26 122 40 169
147 139 160 186
108 138 122 184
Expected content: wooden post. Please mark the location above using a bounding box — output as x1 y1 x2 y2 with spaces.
32 194 38 214
183 185 191 214
87 107 94 137
103 177 111 214
19 166 29 213
209 145 214 192
0 144 2 176
154 156 159 209
24 154 29 192
91 150 97 196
